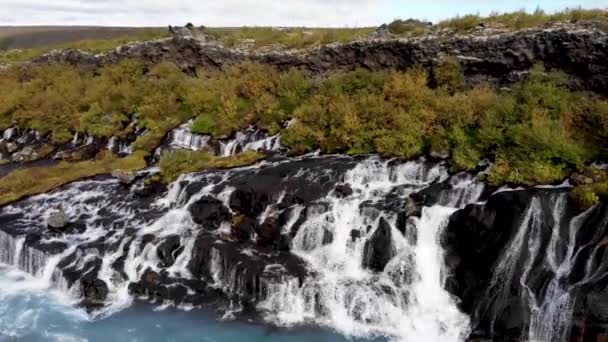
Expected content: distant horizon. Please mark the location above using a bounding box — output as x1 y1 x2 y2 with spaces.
2 0 607 27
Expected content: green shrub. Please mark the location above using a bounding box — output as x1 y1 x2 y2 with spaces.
433 57 465 93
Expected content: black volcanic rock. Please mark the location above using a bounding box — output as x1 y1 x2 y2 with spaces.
362 217 395 272
443 188 608 341
189 196 231 229
32 22 608 94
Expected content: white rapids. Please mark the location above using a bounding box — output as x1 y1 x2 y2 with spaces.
259 158 484 342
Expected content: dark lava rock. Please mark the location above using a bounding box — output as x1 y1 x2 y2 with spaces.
229 185 271 217
334 184 353 198
350 229 361 241
232 216 257 243
134 179 167 198
32 22 608 95
443 188 608 341
189 196 232 230
362 217 395 272
156 235 183 268
274 234 291 252
80 278 109 303
404 196 421 217
256 217 280 247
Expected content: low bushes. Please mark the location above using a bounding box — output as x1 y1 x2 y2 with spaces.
0 58 606 192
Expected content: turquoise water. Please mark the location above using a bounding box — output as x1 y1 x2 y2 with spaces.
0 265 361 342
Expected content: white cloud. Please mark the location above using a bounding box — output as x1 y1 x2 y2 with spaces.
1 0 391 27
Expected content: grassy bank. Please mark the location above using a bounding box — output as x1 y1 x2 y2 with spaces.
0 151 147 206
0 28 168 64
159 150 264 183
438 7 608 32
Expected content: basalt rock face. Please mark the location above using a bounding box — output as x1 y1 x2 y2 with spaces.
444 188 608 342
33 22 608 93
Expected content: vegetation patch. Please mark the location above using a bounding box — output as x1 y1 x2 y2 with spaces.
571 168 608 208
0 56 607 201
438 7 608 32
0 151 147 206
159 150 264 183
0 28 168 64
203 27 375 49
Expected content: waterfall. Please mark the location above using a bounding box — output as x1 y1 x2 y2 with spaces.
107 136 133 155
169 120 211 151
259 158 481 341
219 126 281 156
8 154 603 342
2 127 15 141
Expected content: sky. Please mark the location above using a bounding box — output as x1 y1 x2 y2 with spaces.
1 0 607 27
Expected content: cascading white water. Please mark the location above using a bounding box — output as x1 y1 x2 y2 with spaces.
482 191 606 342
169 120 211 151
2 127 15 141
0 230 47 276
259 158 481 342
219 126 281 156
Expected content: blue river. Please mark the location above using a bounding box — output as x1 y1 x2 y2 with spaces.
0 264 365 342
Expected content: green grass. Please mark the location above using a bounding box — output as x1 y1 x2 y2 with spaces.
203 27 375 49
159 150 264 183
438 7 608 32
0 151 147 206
0 28 168 64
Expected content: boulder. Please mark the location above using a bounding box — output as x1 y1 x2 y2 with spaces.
256 216 280 247
274 234 291 252
229 185 270 217
11 146 34 162
362 217 395 272
334 184 353 198
156 235 183 267
188 196 231 230
5 142 18 154
430 149 450 160
232 216 257 243
404 196 421 217
47 210 69 229
111 169 137 185
134 178 167 198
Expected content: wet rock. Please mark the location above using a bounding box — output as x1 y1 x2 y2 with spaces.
430 149 450 160
5 142 18 154
11 144 54 162
256 216 280 247
80 278 109 303
54 144 99 162
47 210 69 229
188 196 231 230
334 184 353 198
443 188 608 340
111 169 137 185
362 217 395 272
404 196 421 217
229 185 270 217
274 234 291 252
134 178 167 198
156 235 183 267
232 216 257 243
350 229 361 241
